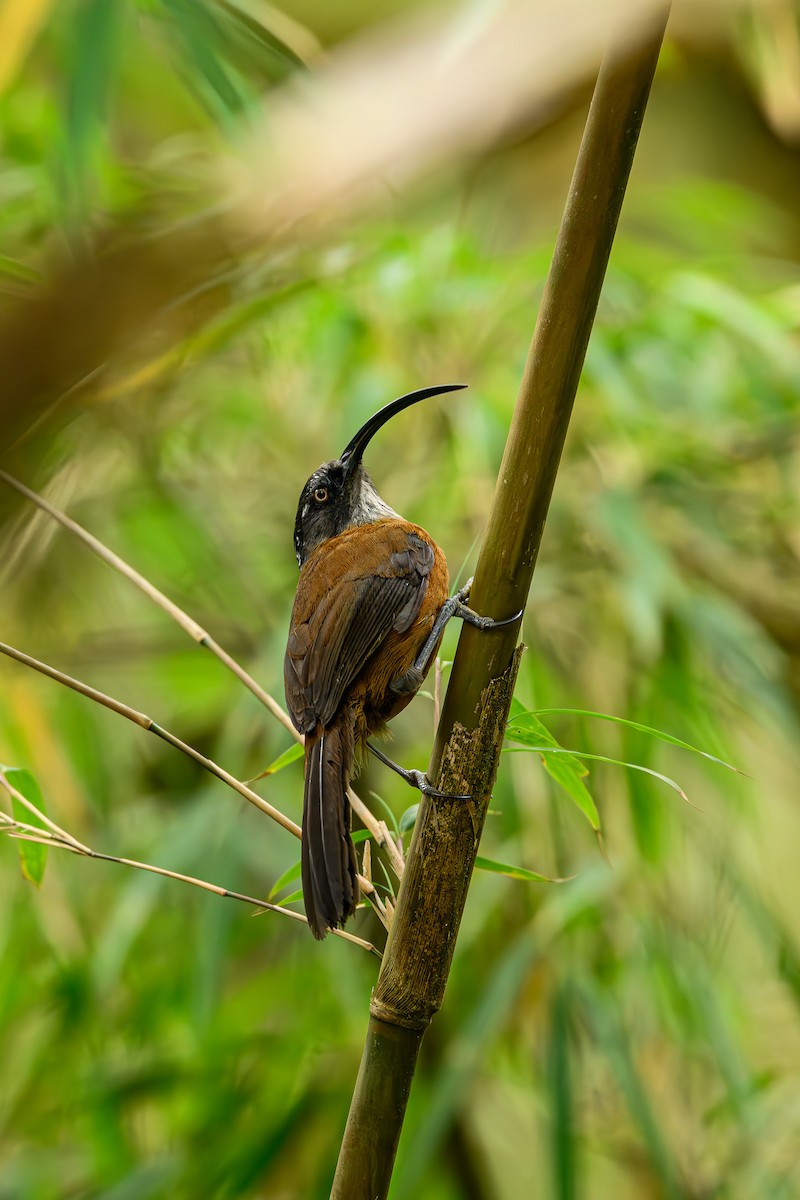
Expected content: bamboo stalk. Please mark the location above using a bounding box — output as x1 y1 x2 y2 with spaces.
332 15 670 1197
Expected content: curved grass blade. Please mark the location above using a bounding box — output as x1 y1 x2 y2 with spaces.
521 708 742 772
549 982 577 1200
250 741 304 782
504 745 694 807
268 858 301 901
65 0 124 214
367 791 399 837
475 855 571 884
215 0 309 78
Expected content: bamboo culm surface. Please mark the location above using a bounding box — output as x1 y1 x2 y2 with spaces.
331 13 671 1198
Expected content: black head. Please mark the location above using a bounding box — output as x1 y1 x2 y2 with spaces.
293 383 466 565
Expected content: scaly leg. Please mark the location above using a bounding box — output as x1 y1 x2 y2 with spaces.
367 741 471 800
390 578 521 696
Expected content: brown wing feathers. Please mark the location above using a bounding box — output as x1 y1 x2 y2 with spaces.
285 521 441 938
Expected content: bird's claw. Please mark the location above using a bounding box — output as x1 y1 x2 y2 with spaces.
406 769 471 801
453 577 522 630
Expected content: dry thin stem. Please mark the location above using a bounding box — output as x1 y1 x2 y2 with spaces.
433 657 442 731
0 469 296 738
348 789 405 879
358 876 389 926
0 813 380 957
0 639 390 928
0 470 401 878
0 638 301 837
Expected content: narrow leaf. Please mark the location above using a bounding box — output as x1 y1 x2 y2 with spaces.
549 982 577 1200
164 0 248 115
475 855 569 884
65 0 124 208
215 0 309 78
251 741 304 781
367 792 399 836
505 745 692 806
4 767 48 886
526 708 742 772
399 804 419 834
506 715 600 830
268 859 301 901
541 752 601 831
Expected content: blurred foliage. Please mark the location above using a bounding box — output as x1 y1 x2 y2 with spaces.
1 2 800 1198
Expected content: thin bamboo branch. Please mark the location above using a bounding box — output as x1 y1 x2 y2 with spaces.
0 640 391 931
0 470 402 878
0 816 380 957
0 469 297 738
0 638 301 836
0 767 91 853
349 789 405 880
332 14 670 1197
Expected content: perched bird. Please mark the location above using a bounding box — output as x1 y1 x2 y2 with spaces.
284 385 507 938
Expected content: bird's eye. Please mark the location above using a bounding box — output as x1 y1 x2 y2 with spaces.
313 487 329 504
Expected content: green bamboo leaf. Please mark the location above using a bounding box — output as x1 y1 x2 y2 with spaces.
507 713 575 754
164 0 249 116
525 708 741 772
474 856 568 884
505 715 601 831
541 752 601 831
549 982 577 1200
399 804 419 834
268 859 301 901
213 0 309 78
250 741 304 781
3 767 48 887
367 791 399 836
505 745 692 806
65 0 124 209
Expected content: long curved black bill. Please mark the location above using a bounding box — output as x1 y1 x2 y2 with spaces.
340 383 466 476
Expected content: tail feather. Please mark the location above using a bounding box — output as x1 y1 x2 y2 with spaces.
302 718 359 939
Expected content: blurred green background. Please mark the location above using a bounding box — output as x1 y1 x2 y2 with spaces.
1 2 799 1197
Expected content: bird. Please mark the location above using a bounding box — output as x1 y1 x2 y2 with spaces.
284 385 510 939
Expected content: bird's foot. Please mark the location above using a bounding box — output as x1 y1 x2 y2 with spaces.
453 577 522 631
368 742 471 801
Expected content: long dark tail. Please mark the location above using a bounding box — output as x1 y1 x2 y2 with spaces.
301 716 359 939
